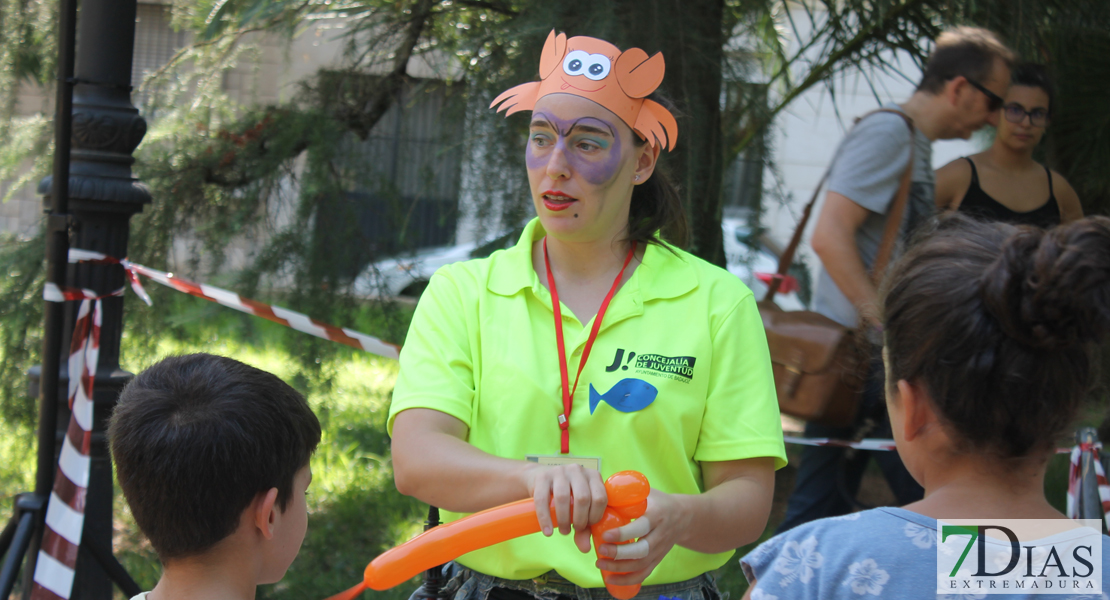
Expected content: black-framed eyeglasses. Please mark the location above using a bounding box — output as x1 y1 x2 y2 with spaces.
1003 103 1049 127
966 78 1004 112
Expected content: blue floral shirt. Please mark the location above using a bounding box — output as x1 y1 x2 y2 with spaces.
741 507 1110 599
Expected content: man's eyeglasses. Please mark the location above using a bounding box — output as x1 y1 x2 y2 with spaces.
1003 104 1049 127
966 78 1004 112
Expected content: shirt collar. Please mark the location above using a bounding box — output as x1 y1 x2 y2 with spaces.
487 218 544 296
486 217 697 301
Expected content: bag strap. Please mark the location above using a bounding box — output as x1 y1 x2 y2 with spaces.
868 109 915 285
763 108 916 301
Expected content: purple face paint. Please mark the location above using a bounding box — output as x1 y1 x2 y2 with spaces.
527 111 624 186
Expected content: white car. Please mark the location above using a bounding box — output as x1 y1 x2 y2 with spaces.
356 219 808 311
353 229 518 297
722 217 806 311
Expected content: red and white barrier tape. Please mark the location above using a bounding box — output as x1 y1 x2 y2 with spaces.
784 435 1074 455
790 436 1097 525
65 249 401 360
32 250 401 596
1067 442 1110 529
43 282 123 303
31 296 104 600
783 435 898 452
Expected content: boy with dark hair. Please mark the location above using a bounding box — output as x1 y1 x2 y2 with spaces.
109 353 321 600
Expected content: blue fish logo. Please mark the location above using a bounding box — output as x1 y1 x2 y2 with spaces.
588 378 658 414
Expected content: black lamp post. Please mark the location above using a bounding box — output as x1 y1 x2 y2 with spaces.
24 0 150 597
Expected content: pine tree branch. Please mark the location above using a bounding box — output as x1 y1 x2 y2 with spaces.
453 0 518 16
343 0 439 139
735 0 930 153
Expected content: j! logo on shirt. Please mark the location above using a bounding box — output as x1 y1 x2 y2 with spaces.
605 348 697 383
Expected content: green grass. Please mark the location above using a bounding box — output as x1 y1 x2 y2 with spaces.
0 306 1101 599
0 421 35 496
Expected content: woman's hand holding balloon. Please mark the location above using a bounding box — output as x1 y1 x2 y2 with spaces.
593 488 690 585
522 462 608 553
595 458 777 586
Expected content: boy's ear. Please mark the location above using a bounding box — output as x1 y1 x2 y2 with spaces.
253 487 280 539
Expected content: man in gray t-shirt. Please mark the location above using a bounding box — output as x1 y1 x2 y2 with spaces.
778 27 1015 533
811 104 935 327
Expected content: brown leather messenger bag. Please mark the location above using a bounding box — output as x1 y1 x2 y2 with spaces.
759 108 915 427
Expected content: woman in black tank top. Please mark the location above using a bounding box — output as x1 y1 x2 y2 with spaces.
934 64 1083 227
958 157 1061 226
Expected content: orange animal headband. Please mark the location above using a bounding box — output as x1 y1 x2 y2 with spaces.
490 30 678 151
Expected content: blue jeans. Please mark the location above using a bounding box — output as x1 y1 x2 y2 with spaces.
776 352 924 533
412 562 725 600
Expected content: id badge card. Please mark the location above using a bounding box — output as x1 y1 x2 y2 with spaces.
526 454 601 472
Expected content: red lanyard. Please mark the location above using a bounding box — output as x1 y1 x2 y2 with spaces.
543 237 636 454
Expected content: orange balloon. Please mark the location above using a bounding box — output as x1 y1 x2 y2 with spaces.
590 471 649 600
325 471 651 600
604 471 650 507
364 499 539 590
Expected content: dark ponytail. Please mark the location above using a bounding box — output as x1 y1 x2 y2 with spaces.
882 215 1110 459
627 93 688 249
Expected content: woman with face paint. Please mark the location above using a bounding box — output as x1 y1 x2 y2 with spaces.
935 63 1083 225
388 31 785 600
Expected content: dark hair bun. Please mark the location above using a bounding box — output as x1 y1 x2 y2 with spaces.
981 218 1110 351
884 215 1110 460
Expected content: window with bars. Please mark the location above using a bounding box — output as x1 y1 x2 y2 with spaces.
315 78 465 276
132 3 189 106
722 81 768 213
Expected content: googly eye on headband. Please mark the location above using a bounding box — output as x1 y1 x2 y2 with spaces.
490 30 679 151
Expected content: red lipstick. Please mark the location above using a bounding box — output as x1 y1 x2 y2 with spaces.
542 190 577 212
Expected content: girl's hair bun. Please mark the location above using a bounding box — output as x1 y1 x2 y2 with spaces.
981 218 1110 351
883 214 1110 460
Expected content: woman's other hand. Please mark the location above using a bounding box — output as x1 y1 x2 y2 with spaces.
523 463 608 553
593 457 776 585
592 488 687 585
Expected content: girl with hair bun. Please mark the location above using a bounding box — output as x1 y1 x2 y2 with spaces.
741 214 1110 599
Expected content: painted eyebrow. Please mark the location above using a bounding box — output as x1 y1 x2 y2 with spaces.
529 114 615 138
568 117 615 137
568 124 614 137
530 116 557 130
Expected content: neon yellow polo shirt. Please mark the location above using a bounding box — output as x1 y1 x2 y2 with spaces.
388 218 785 587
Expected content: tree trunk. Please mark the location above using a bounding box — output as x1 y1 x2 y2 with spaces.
617 0 727 265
